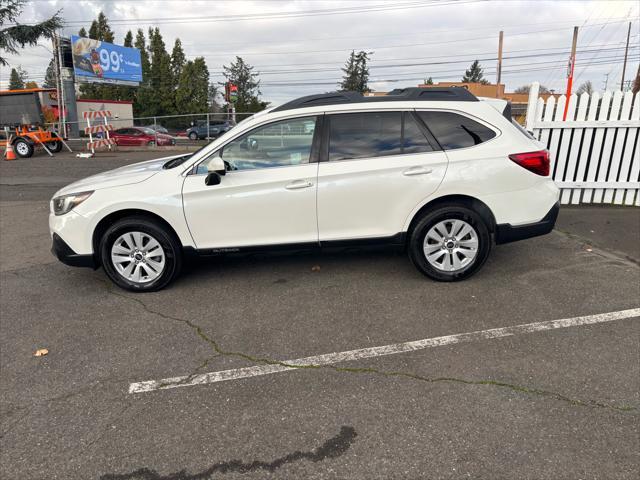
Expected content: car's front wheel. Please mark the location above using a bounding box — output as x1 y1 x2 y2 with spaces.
188 132 198 141
408 205 491 281
100 217 182 292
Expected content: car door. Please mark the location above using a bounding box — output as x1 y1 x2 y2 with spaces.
182 115 321 249
317 110 448 241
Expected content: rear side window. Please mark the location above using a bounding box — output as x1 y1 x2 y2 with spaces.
418 111 496 150
329 112 402 161
328 112 434 161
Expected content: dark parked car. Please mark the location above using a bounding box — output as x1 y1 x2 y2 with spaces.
186 120 233 140
111 127 175 146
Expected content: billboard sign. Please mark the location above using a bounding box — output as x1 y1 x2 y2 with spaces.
70 35 142 86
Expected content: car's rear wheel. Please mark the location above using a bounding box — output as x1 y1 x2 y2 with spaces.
147 140 155 147
100 217 182 292
408 205 491 281
13 138 34 158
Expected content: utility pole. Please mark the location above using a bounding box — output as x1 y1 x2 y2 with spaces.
603 73 610 91
563 26 578 121
52 35 62 134
496 30 503 98
620 21 631 91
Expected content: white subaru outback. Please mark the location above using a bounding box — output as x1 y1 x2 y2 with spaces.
50 87 559 292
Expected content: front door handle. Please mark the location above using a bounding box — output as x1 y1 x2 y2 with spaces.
285 180 314 190
403 166 433 176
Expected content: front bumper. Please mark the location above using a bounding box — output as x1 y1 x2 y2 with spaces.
495 202 559 245
51 233 98 269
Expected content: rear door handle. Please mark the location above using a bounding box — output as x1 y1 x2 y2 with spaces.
403 166 433 176
285 180 314 190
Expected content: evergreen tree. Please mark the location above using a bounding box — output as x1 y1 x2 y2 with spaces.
176 58 209 114
340 50 370 93
133 28 152 116
340 51 358 91
462 60 489 84
147 27 173 115
78 27 87 37
8 66 25 89
222 56 267 113
170 38 186 84
25 80 37 88
0 0 63 66
87 12 114 42
123 30 133 47
43 57 57 88
424 77 434 85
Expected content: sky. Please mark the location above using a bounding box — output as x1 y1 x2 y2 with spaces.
1 0 639 106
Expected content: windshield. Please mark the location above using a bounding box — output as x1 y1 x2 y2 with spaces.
141 127 156 135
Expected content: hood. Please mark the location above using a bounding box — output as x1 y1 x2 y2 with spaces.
54 154 186 197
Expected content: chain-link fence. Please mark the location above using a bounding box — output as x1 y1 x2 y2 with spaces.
42 111 258 150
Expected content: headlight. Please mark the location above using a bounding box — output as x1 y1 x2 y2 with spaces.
52 191 93 216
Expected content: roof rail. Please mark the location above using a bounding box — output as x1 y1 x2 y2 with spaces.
272 87 478 112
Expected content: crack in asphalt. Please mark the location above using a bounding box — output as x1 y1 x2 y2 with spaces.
99 425 357 480
552 229 640 266
105 287 636 413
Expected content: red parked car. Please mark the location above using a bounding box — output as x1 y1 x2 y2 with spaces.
110 127 176 146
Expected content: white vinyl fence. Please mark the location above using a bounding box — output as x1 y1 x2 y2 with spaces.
525 82 639 206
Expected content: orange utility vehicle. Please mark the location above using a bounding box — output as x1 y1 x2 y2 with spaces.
1 88 66 158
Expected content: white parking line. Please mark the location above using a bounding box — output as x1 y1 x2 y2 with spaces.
129 308 640 394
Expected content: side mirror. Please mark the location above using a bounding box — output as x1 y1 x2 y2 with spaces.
208 155 226 175
205 172 221 186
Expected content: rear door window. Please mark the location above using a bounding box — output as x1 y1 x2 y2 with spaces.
418 111 496 150
329 112 402 161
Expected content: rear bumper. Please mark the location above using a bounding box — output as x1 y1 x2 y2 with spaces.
495 202 559 245
51 233 98 269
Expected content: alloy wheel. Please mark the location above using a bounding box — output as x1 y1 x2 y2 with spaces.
423 219 479 272
110 231 166 284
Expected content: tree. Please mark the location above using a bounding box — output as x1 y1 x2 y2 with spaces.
514 84 551 94
222 56 267 113
88 12 114 42
424 77 434 85
576 81 593 96
123 30 133 47
170 38 186 85
340 50 371 93
147 27 173 115
78 27 87 37
25 80 37 88
133 28 152 116
8 66 26 89
43 57 57 88
176 58 209 114
0 0 63 66
462 60 489 84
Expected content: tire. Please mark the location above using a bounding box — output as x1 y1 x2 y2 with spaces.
189 132 198 141
99 217 182 292
408 204 491 282
147 140 155 147
13 138 34 158
49 141 63 153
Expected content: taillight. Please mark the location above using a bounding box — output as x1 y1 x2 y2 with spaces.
509 150 550 176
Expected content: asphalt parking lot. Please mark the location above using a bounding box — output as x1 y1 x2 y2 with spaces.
1 151 639 479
